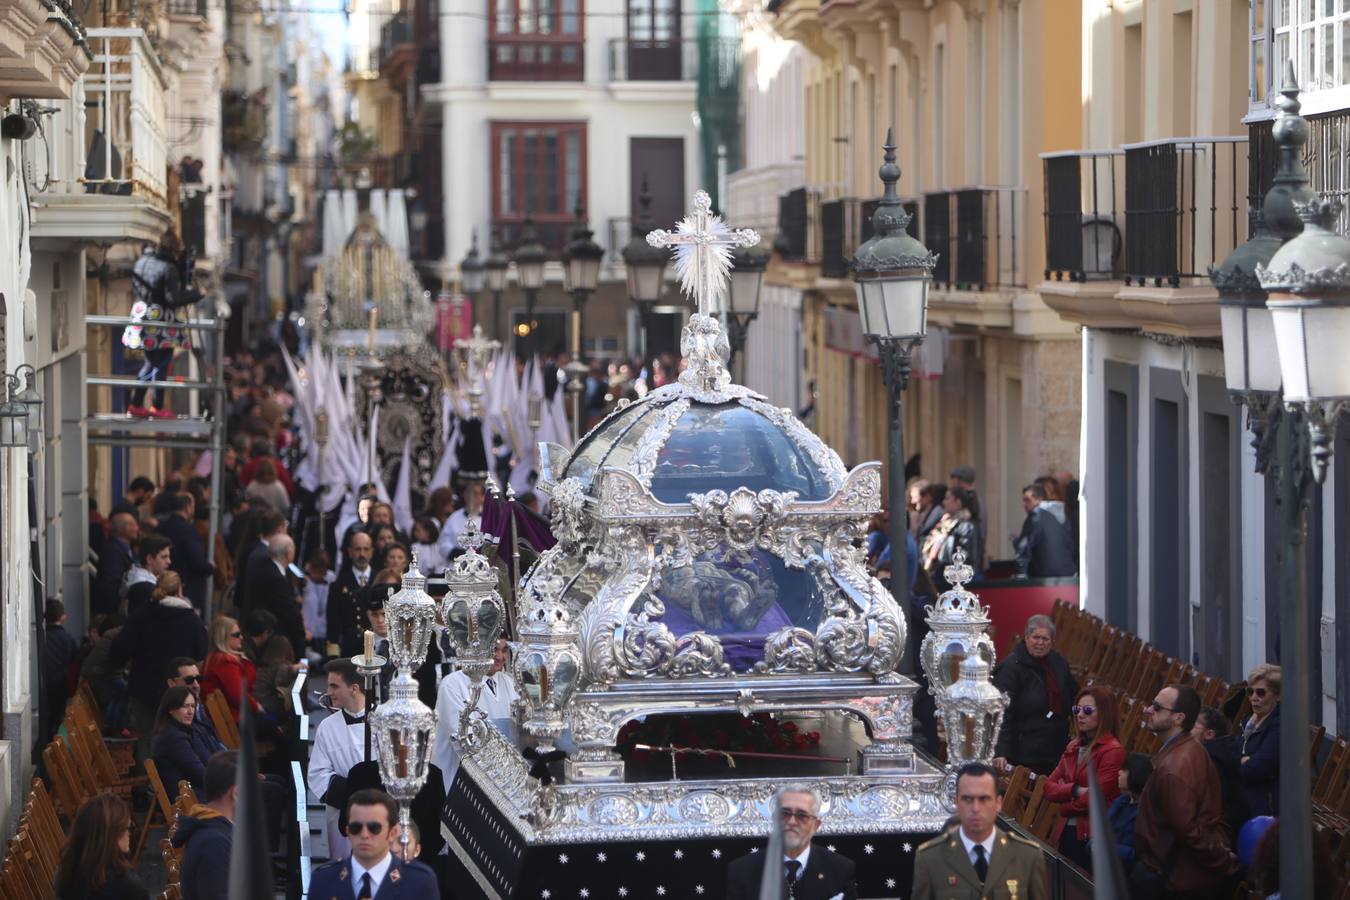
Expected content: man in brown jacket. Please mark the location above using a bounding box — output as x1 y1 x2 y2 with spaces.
1134 684 1239 900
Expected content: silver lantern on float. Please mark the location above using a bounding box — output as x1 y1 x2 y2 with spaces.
370 674 437 859
512 573 581 754
384 556 438 671
940 655 1007 767
920 550 996 695
438 519 506 753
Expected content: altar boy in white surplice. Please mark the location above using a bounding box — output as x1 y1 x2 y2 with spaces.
307 658 368 860
433 637 518 792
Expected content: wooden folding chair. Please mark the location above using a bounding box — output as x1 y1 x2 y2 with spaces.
74 682 136 771
204 690 241 750
1015 774 1047 831
67 695 140 787
160 837 183 886
1317 737 1350 806
134 758 178 868
1029 792 1060 842
41 738 91 822
8 829 47 900
1000 766 1034 821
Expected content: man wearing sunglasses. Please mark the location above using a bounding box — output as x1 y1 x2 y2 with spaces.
1134 685 1238 898
725 784 857 899
309 788 439 900
165 656 225 752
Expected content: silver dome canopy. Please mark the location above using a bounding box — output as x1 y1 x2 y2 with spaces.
520 193 918 785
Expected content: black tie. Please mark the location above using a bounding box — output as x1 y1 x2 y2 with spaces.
486 676 497 695
785 859 801 890
973 844 989 882
358 872 373 900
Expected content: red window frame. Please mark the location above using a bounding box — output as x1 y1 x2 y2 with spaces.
488 0 584 80
490 121 588 251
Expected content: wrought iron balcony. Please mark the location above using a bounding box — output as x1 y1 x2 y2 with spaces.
379 12 413 71
492 219 570 254
819 198 863 279
775 187 809 261
1122 136 1247 287
416 45 440 86
606 38 694 81
165 0 206 16
488 37 583 81
922 187 1027 290
180 188 207 255
1041 150 1125 282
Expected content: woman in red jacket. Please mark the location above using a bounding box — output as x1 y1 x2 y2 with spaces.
200 614 260 720
1043 683 1125 871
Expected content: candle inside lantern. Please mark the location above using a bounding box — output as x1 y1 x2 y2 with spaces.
539 665 550 704
368 306 378 350
364 629 375 661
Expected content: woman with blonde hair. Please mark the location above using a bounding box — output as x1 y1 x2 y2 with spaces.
1236 663 1282 818
54 793 148 899
199 614 260 721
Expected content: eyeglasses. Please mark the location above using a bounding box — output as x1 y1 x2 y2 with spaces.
1071 705 1097 716
1246 686 1270 698
780 808 817 822
179 675 200 685
346 821 385 835
1148 702 1178 713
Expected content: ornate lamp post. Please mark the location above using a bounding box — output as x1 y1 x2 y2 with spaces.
725 245 767 373
1212 63 1347 900
560 204 604 442
10 364 42 436
461 231 486 298
850 129 937 675
484 230 510 341
512 220 548 359
437 521 506 754
0 371 31 448
370 557 439 859
622 176 669 387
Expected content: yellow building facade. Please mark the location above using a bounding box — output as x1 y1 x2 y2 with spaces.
764 0 1086 558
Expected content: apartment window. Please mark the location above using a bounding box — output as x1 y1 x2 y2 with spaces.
489 0 583 80
491 122 587 252
1261 0 1350 101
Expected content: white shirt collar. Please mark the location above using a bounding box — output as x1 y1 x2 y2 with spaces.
959 829 995 868
784 843 810 876
349 851 393 897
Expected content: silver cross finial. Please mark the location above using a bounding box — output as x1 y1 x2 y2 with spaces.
646 190 759 315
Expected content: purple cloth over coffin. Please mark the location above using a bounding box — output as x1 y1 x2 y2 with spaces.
657 601 794 672
480 495 557 579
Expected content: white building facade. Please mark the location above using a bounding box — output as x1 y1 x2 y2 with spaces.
426 0 704 356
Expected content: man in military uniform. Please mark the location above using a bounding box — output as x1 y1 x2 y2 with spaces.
912 763 1048 900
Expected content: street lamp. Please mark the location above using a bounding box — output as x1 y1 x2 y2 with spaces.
726 245 767 372
560 203 605 442
850 129 936 676
1213 63 1343 900
461 230 486 297
622 175 669 386
512 219 548 358
484 229 510 341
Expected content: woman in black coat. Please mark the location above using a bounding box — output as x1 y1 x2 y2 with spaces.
1236 663 1282 817
55 794 149 900
992 614 1079 775
150 684 218 798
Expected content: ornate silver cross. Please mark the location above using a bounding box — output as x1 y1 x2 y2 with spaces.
645 190 760 315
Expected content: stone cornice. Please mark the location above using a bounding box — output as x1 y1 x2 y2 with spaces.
0 0 90 102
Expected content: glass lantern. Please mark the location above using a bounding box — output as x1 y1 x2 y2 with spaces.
512 574 581 753
438 520 506 680
939 655 1008 768
370 674 438 858
383 556 438 671
920 550 996 693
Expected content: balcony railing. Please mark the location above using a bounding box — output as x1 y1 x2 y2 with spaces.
488 37 583 81
607 38 694 81
776 187 808 261
79 28 169 203
1041 150 1125 282
921 187 1027 290
820 198 866 278
1122 136 1247 287
1251 110 1350 236
165 0 206 16
180 188 207 255
379 13 412 70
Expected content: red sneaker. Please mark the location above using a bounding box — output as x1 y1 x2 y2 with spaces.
148 408 177 420
126 405 151 418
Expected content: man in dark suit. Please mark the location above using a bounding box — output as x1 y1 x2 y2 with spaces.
244 533 305 657
726 785 858 900
156 492 214 609
235 509 288 612
309 788 439 900
1012 482 1076 578
93 512 139 615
